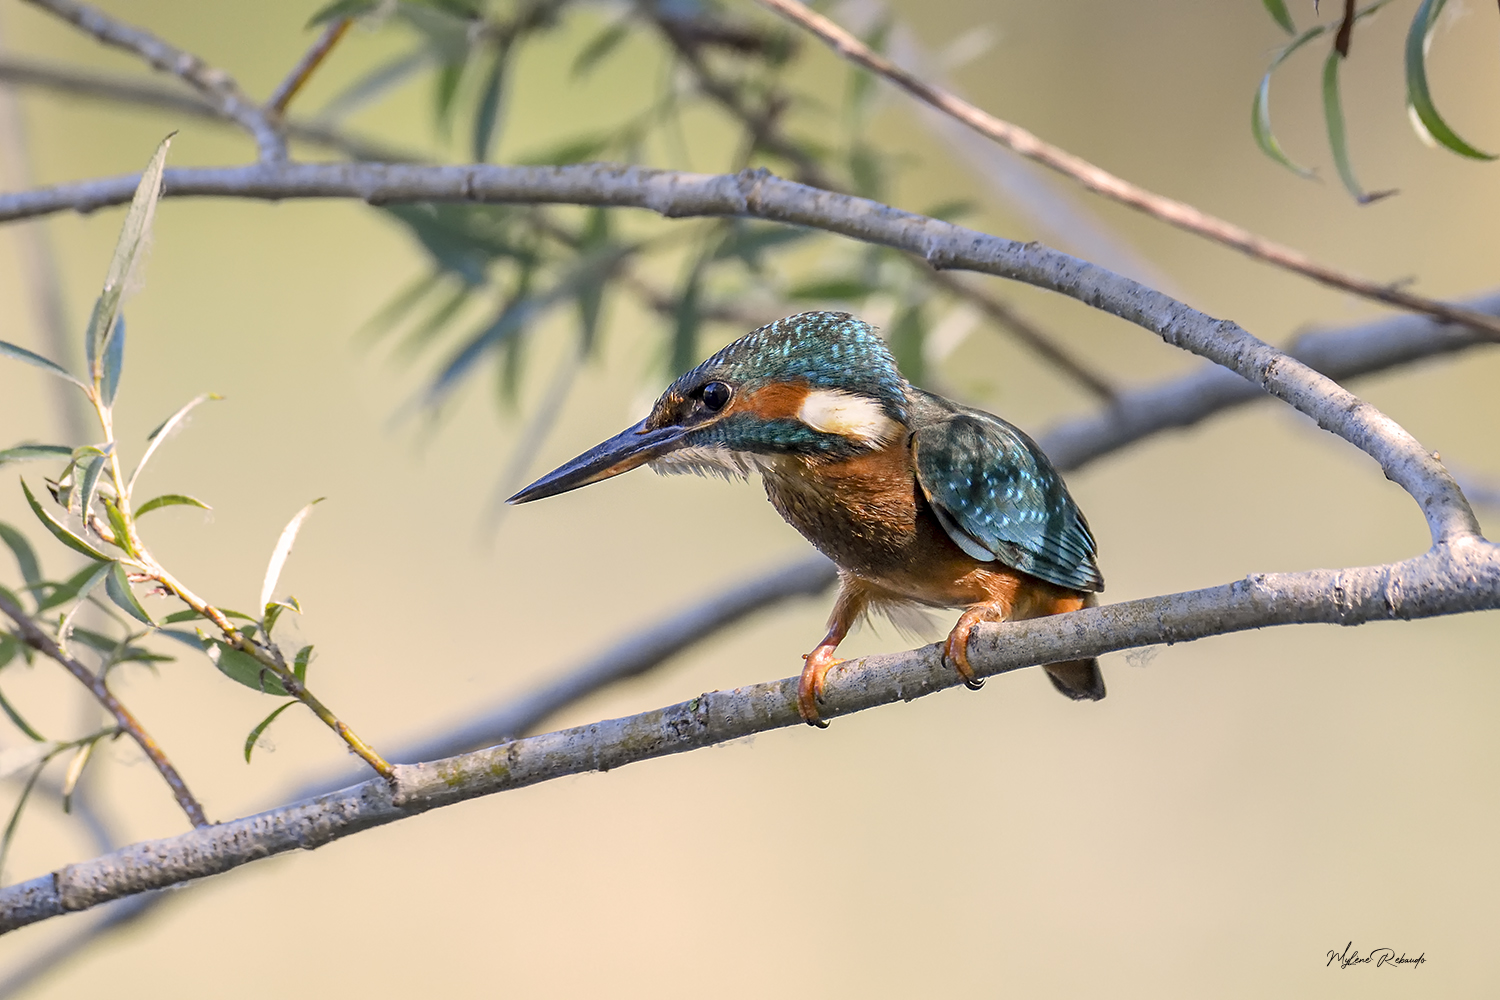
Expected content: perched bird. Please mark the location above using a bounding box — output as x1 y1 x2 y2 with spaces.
509 311 1104 726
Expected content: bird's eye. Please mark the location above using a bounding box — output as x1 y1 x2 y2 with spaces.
701 381 731 412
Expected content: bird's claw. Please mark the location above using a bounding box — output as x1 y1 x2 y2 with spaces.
944 608 998 691
797 646 842 728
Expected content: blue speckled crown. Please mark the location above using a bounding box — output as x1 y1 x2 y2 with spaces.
673 311 910 422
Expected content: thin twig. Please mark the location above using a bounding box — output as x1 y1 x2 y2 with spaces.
750 0 1500 341
266 18 353 115
924 269 1117 402
0 591 208 829
18 0 286 161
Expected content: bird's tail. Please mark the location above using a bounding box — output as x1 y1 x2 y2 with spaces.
1043 658 1105 700
1040 591 1105 701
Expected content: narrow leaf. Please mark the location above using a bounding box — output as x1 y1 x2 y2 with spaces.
1262 0 1297 33
472 46 508 163
1251 72 1316 178
293 644 313 684
36 562 109 614
1251 0 1398 179
57 561 111 655
105 562 153 626
0 524 41 594
87 135 172 387
100 316 125 407
0 340 86 390
127 393 221 495
60 738 98 812
0 445 73 468
76 454 106 521
259 500 323 614
1404 0 1495 160
243 700 297 762
0 681 44 742
307 0 377 28
572 20 630 77
0 755 51 878
101 497 133 555
317 47 431 123
20 480 110 562
262 596 301 637
671 264 703 376
134 494 211 518
208 641 290 696
1321 46 1396 204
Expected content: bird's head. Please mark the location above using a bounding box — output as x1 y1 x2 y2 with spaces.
508 311 910 503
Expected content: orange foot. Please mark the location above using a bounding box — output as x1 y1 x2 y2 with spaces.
944 605 1004 691
797 644 843 728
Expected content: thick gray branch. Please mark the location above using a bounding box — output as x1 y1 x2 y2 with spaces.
0 539 1493 934
18 0 285 160
0 160 1476 542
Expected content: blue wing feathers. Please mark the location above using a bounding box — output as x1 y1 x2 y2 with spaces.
912 411 1103 593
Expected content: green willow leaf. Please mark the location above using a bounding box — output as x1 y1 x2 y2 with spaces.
87 135 172 389
1252 0 1398 180
1404 0 1495 160
0 679 41 742
76 454 106 521
20 480 110 562
293 644 314 684
244 700 297 762
100 316 125 407
472 45 508 163
36 562 108 614
1262 0 1297 33
572 20 630 78
0 340 86 390
262 596 301 637
134 494 211 518
0 445 72 468
1322 47 1395 204
208 640 290 696
307 0 377 27
0 524 41 595
1252 72 1316 178
104 562 154 626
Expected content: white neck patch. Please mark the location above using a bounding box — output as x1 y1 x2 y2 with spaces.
796 389 900 447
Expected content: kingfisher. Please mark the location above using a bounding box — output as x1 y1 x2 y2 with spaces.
509 311 1104 726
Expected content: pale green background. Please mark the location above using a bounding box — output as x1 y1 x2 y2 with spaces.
0 1 1495 996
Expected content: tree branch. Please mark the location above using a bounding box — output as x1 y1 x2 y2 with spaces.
0 537 1493 934
0 160 1475 541
0 591 208 829
265 18 352 115
924 270 1117 403
1 288 1493 956
18 0 285 161
749 0 1500 341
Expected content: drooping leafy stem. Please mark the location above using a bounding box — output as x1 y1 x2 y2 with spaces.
0 135 394 785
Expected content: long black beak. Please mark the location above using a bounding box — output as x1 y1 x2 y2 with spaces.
507 419 689 504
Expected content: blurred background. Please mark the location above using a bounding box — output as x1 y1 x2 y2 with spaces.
0 0 1496 995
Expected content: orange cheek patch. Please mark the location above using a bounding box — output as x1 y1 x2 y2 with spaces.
728 381 809 420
